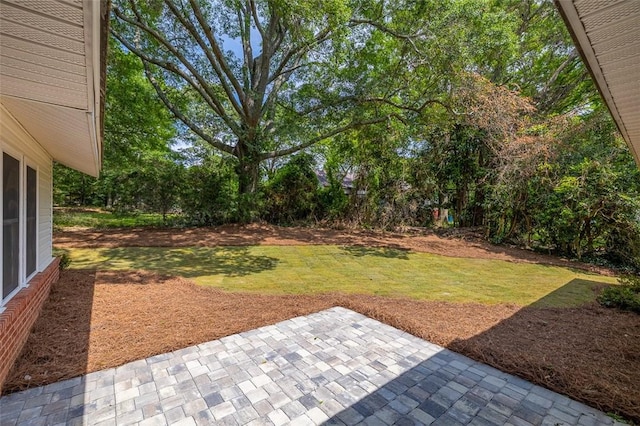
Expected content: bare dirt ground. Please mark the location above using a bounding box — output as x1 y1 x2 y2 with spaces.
54 223 615 275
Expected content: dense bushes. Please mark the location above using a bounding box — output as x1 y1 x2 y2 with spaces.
263 154 320 224
54 152 238 225
598 275 640 313
480 108 640 271
180 159 238 225
54 121 640 272
54 101 640 272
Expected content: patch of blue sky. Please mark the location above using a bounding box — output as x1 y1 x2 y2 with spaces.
220 29 263 61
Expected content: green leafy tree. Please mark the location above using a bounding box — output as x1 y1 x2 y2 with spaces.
181 153 239 225
483 100 640 268
472 0 596 115
264 153 319 223
534 107 640 263
109 0 487 207
53 164 100 206
54 37 177 211
142 152 186 222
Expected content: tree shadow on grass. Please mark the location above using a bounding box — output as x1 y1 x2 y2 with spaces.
340 245 411 260
527 278 613 308
327 278 639 424
96 246 279 278
444 278 640 423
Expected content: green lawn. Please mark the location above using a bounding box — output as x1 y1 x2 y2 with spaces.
54 210 176 229
62 245 617 307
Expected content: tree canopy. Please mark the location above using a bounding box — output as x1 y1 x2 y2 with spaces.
109 0 525 194
55 0 640 271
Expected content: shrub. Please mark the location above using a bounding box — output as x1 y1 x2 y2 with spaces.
181 159 238 225
58 252 71 270
263 154 319 223
318 179 348 220
598 275 640 313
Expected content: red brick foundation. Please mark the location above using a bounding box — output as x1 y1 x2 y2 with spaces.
0 258 60 389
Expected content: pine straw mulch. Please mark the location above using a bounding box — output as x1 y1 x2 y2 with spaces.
3 269 639 422
54 223 615 276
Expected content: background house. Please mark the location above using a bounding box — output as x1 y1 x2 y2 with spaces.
0 0 107 387
315 169 357 196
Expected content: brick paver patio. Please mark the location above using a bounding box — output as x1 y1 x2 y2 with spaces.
0 307 621 425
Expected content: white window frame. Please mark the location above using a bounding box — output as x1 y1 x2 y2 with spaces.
1 148 40 311
24 159 39 284
1 147 22 309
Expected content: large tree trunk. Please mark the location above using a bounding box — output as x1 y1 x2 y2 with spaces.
236 157 259 195
234 136 260 195
233 140 261 222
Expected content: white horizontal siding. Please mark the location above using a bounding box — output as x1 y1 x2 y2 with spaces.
0 103 55 275
38 161 53 270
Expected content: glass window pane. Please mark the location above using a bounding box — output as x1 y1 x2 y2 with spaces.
3 153 20 299
27 166 37 277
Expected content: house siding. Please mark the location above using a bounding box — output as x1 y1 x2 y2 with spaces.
38 161 53 270
0 103 55 275
0 103 58 390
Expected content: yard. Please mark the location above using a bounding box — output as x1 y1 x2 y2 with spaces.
62 246 614 306
4 224 640 422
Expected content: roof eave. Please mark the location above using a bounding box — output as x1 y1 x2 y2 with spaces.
80 0 108 177
554 0 640 166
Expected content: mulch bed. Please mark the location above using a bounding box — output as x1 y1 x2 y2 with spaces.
4 269 639 422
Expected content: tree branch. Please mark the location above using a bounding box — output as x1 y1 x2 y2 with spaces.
142 62 235 156
162 0 246 118
238 3 254 72
249 0 265 39
111 28 242 136
279 94 451 118
113 5 243 131
269 26 333 84
349 18 425 54
361 97 451 115
260 116 393 160
188 0 248 105
262 57 302 116
536 49 579 106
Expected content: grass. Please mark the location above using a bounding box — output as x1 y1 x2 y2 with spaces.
54 209 176 229
61 245 617 307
